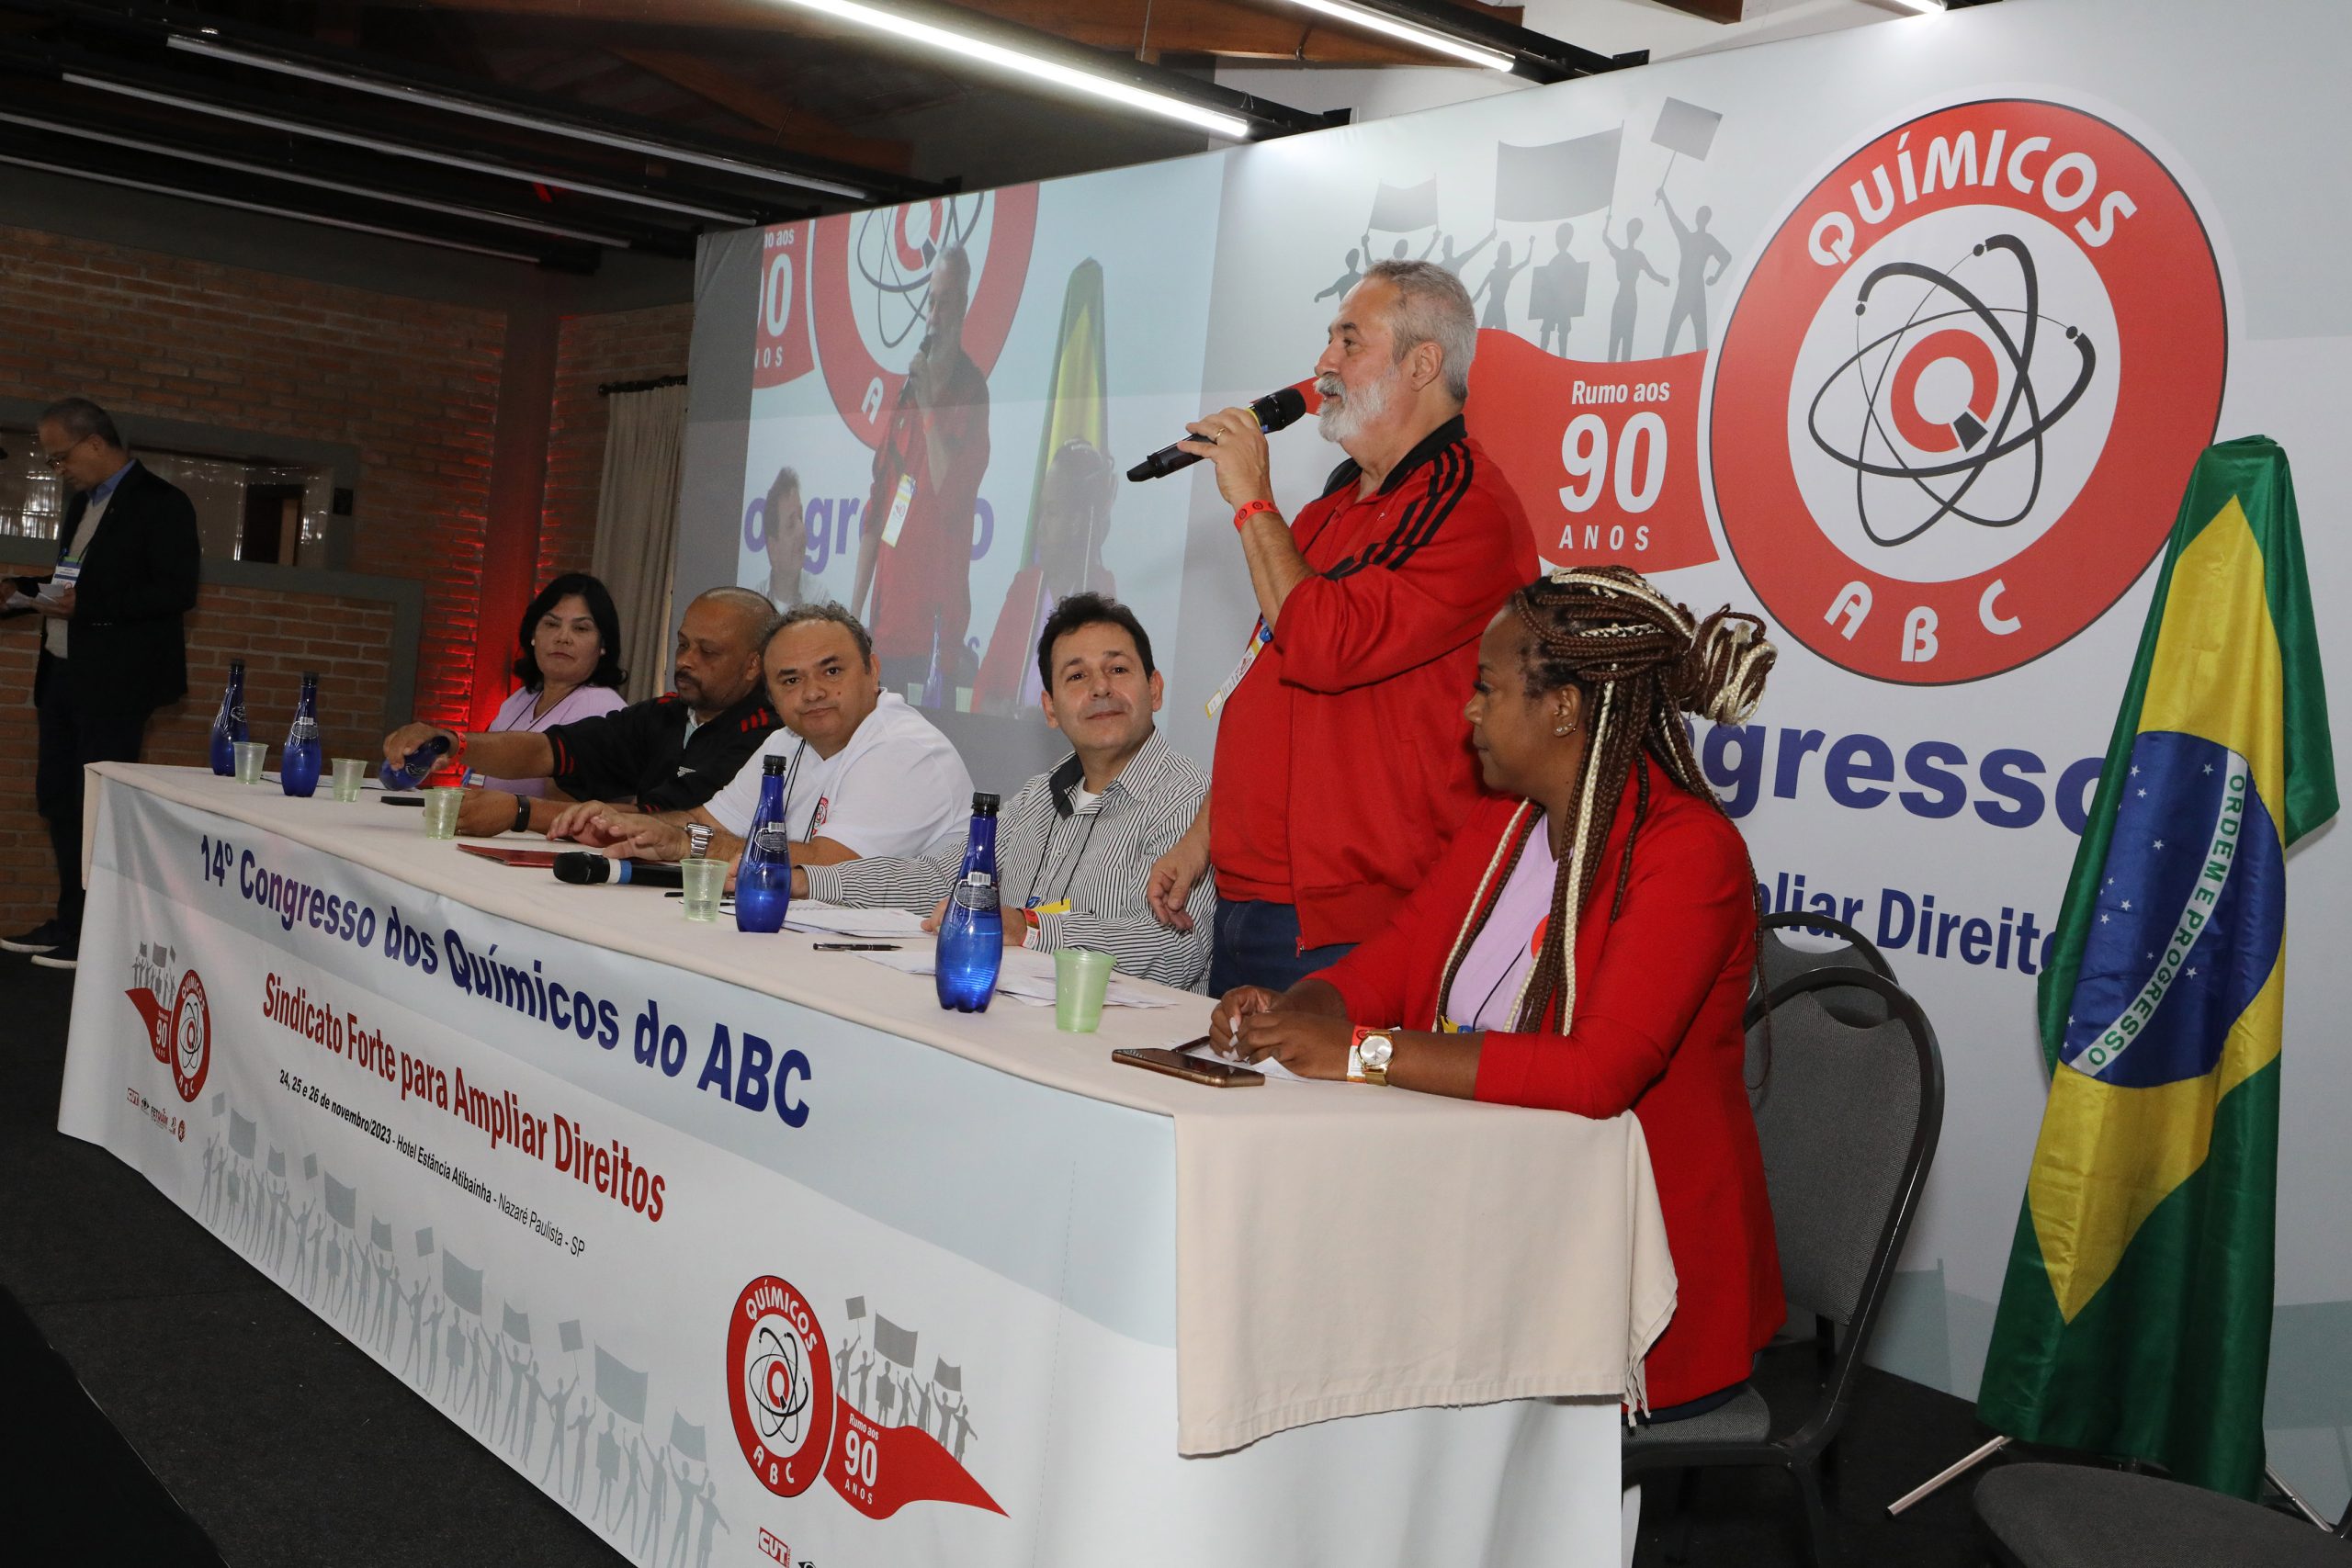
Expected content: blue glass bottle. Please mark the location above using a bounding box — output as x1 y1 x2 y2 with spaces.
936 793 1002 1012
380 732 453 791
280 671 322 797
956 792 1000 881
208 660 247 776
735 753 793 933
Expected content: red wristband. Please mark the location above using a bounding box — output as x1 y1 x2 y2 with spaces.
1233 499 1280 531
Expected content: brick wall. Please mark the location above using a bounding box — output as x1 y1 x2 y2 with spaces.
538 302 695 584
0 581 398 935
0 220 502 938
0 225 503 716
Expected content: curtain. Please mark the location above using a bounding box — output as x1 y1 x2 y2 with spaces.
590 381 688 704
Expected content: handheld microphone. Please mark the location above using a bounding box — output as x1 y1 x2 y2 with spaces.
1126 385 1311 482
553 852 684 890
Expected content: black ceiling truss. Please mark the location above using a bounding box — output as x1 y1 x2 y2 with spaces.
135 2 927 202
0 0 975 268
0 0 1643 270
1329 0 1647 83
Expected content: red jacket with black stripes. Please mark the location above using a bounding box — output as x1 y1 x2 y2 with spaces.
1211 416 1535 949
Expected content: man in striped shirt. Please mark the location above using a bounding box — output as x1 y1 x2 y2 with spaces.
799 593 1214 990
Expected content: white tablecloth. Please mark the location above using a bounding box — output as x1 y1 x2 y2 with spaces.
63 763 1673 1565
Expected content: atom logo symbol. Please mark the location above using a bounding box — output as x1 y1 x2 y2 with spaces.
851 197 981 356
1712 98 2224 683
1787 201 2120 588
727 1275 834 1497
169 969 209 1104
1809 233 2099 548
747 1320 812 1446
809 186 1037 448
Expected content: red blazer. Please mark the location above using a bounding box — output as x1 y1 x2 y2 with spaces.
1316 760 1784 1408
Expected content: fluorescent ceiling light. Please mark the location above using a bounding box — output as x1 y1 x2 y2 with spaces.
0 107 637 245
165 34 872 201
63 72 758 224
1888 0 1947 12
0 146 540 262
1280 1 1516 72
756 0 1254 141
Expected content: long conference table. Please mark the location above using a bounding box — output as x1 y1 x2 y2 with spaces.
59 762 1675 1566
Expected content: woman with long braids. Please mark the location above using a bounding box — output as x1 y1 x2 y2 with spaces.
1208 563 1783 1415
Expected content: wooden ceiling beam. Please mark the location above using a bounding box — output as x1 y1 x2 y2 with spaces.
948 1 1529 63
1647 0 1744 20
402 0 1526 66
609 44 913 173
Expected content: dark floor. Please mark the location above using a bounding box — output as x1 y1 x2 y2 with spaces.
2 951 620 1567
4 950 2019 1566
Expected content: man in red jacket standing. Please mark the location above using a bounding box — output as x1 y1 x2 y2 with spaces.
1148 260 1533 992
851 244 990 698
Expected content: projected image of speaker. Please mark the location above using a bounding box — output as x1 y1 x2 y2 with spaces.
721 164 1222 782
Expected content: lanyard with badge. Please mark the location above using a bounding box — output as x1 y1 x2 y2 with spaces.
775 739 816 840
1022 802 1104 925
1437 917 1550 1034
1204 619 1272 720
1204 499 1347 721
878 360 935 548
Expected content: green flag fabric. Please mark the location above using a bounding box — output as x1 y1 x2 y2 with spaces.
1975 436 2336 1497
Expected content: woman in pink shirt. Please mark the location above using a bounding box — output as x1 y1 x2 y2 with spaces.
478 573 629 796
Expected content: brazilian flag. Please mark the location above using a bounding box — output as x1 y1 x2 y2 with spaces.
1977 436 2336 1497
1018 257 1109 567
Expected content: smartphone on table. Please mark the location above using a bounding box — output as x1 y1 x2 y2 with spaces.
1113 1045 1264 1088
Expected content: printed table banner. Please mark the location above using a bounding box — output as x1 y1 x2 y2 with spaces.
60 771 1623 1566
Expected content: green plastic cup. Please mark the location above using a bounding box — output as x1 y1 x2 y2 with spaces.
330 757 367 802
232 740 266 784
680 857 727 922
423 784 464 840
1053 948 1115 1033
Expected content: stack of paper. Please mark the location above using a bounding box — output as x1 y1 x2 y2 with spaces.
854 945 1181 1010
784 903 932 940
5 579 67 614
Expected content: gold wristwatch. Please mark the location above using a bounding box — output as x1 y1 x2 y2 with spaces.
1348 1026 1396 1087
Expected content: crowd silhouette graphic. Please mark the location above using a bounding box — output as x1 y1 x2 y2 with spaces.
193 1094 729 1567
832 1296 982 1463
1312 96 1734 365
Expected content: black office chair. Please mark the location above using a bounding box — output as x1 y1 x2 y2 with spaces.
1747 910 1897 1028
1974 1461 2352 1567
1744 910 1900 1107
1626 967 1945 1568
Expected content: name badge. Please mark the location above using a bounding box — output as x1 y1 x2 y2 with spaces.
51 559 83 590
1204 621 1272 719
880 472 919 547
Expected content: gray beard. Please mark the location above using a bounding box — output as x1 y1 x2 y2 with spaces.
1317 366 1396 446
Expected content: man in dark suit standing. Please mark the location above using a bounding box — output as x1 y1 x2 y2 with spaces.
3 399 199 969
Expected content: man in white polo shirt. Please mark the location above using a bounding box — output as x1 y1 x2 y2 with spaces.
549 603 969 867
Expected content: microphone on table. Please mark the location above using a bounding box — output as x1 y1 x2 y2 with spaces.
1126 384 1312 482
554 852 683 889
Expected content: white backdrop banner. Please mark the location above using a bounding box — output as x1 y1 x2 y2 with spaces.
683 0 2352 1508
